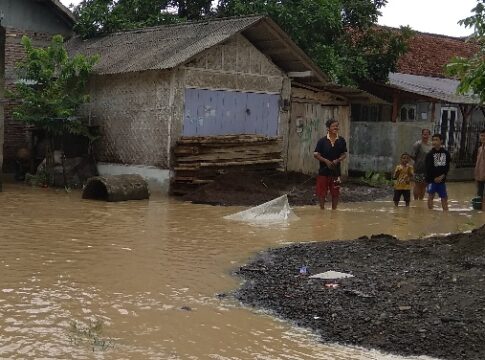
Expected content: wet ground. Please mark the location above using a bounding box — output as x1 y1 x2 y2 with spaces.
0 181 483 359
182 171 392 206
236 227 485 360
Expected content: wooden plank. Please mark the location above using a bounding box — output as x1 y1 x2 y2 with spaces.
176 143 282 155
177 151 282 162
199 159 283 167
177 134 282 144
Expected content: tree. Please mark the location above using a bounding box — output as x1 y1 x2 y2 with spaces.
72 0 213 38
9 35 98 184
216 0 412 85
446 1 485 103
72 0 410 85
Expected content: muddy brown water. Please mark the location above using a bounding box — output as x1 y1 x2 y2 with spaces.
0 182 483 359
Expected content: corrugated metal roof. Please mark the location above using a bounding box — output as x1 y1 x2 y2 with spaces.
67 16 268 75
388 72 479 105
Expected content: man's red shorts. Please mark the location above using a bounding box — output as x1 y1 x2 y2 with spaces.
316 176 340 198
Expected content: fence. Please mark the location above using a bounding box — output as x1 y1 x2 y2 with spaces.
433 119 485 168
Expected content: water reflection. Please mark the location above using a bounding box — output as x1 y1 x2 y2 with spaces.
0 182 481 359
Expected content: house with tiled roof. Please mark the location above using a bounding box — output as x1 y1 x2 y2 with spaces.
351 29 483 178
0 0 75 178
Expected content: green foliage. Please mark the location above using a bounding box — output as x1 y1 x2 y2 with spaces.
216 0 412 85
446 1 485 103
360 171 392 187
9 35 98 138
72 0 212 38
72 0 411 85
68 319 114 351
25 169 49 187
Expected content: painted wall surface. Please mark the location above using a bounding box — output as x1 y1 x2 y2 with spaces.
287 87 350 176
0 0 72 35
88 70 172 168
349 122 431 173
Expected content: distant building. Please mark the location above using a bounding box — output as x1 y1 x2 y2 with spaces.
352 30 483 179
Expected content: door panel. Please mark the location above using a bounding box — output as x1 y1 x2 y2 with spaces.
183 88 280 136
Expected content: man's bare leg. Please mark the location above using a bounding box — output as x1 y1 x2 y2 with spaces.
414 183 426 200
413 185 419 200
319 197 325 210
331 197 338 210
441 198 449 211
427 193 435 209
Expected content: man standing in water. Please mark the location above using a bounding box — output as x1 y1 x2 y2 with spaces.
474 129 485 210
412 128 432 200
313 119 347 210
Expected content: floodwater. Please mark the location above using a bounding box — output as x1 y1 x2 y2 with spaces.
0 182 483 360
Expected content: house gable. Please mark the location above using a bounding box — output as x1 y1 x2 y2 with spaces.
1 0 73 36
183 34 283 78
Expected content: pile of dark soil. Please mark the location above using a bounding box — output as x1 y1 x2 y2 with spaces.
235 226 485 360
182 170 392 206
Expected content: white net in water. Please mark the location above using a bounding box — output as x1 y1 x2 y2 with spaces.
224 194 298 223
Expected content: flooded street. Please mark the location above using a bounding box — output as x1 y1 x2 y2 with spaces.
0 182 483 359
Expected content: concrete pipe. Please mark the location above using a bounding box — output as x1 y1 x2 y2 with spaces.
82 174 150 202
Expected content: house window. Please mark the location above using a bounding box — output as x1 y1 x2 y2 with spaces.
400 104 417 121
351 104 380 122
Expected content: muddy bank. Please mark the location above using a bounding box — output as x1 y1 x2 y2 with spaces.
182 171 392 206
235 226 485 360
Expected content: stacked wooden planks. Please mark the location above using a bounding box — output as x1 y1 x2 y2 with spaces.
171 135 283 195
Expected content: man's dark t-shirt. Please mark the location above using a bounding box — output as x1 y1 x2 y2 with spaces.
314 136 347 176
425 147 451 183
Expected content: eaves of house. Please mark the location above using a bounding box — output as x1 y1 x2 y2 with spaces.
67 15 385 104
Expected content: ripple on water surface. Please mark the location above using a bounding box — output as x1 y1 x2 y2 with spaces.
0 183 479 359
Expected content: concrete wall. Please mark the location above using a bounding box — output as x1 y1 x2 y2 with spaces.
0 0 73 36
350 121 431 173
88 70 172 168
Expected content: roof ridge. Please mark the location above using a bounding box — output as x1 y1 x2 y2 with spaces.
104 15 265 37
46 0 75 22
377 24 472 41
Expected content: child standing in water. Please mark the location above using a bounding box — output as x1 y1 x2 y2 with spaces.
393 153 414 207
425 133 450 211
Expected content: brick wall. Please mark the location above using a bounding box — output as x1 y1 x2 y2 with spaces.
3 27 54 170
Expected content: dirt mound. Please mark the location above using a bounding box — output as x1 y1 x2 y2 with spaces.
235 226 485 360
182 170 392 206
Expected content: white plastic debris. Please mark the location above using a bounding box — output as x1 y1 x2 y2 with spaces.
309 271 354 280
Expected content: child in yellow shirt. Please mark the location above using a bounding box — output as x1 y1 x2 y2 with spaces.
393 153 414 207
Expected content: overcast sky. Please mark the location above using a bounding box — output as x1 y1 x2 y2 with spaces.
60 0 478 37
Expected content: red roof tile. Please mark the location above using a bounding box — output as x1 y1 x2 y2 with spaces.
396 31 478 78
